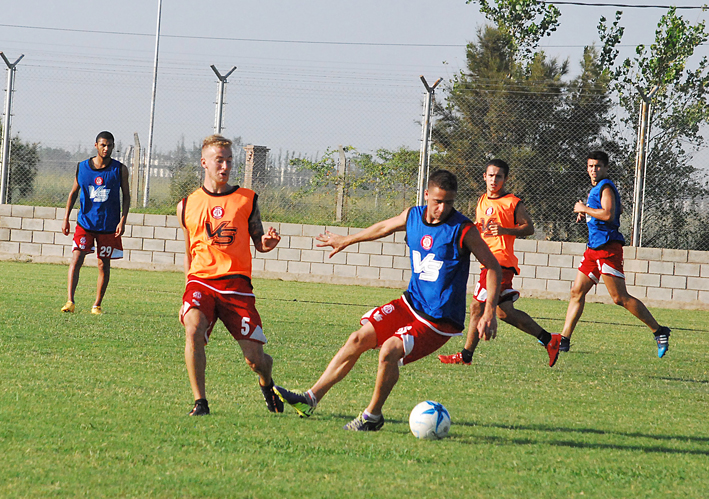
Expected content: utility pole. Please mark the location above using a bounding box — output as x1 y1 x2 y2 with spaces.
0 52 24 205
144 0 162 208
631 85 659 247
417 76 442 206
211 65 237 135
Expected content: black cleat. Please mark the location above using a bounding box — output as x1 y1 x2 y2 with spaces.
559 336 571 352
261 381 284 413
189 398 210 416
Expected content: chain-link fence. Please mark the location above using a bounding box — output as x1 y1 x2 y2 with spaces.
3 62 709 249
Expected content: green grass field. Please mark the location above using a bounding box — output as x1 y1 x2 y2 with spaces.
1 261 708 498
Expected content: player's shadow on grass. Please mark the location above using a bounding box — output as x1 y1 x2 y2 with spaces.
649 376 708 384
451 420 709 453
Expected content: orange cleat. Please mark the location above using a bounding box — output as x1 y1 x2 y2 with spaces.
438 352 471 365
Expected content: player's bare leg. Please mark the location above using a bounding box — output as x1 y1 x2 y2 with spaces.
499 300 561 366
93 257 111 311
602 274 660 330
498 301 543 338
239 340 273 386
276 324 377 419
561 271 595 340
311 323 378 402
464 300 484 352
66 250 86 304
239 339 283 413
365 335 404 416
183 308 209 402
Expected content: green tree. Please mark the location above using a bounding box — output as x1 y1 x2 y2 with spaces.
353 146 418 211
0 127 40 203
168 138 202 206
599 7 709 248
468 0 560 62
432 22 617 240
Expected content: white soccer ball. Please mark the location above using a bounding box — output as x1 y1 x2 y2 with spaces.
409 400 451 440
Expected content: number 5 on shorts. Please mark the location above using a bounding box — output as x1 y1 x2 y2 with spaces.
241 317 251 336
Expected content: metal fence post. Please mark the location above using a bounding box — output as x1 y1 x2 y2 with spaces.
211 65 237 135
631 85 659 247
143 0 162 208
0 52 24 205
336 145 347 222
416 76 441 206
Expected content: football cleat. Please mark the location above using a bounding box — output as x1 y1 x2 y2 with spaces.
261 382 284 413
274 386 315 418
438 352 471 365
343 412 385 431
61 301 75 313
189 399 210 416
546 334 561 367
559 336 570 352
654 326 671 358
91 306 102 315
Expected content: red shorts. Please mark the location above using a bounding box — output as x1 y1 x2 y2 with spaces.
73 225 123 259
179 276 266 345
359 295 460 366
473 267 519 304
578 241 625 284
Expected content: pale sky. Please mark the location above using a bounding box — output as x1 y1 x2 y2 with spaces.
1 1 707 156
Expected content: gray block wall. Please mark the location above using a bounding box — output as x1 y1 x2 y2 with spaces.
2 204 709 310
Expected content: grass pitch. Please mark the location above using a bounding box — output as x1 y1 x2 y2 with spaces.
1 261 708 498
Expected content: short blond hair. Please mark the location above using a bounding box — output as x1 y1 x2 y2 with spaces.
202 134 232 152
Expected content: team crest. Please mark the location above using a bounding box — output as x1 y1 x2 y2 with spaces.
211 206 224 219
95 177 104 186
421 235 433 250
382 304 394 315
79 236 87 249
485 206 494 215
193 291 202 299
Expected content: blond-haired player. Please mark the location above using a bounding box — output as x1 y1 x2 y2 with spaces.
177 134 283 416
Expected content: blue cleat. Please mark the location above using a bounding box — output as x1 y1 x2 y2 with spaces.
274 386 315 418
654 326 671 358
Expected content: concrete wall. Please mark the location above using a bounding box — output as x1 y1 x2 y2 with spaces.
3 204 709 310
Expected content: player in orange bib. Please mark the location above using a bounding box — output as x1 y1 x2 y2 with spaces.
439 159 561 367
177 134 283 416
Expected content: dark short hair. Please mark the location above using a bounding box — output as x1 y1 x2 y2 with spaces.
587 150 609 167
427 169 458 192
486 159 509 178
95 131 115 144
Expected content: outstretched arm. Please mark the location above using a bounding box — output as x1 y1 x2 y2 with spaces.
316 208 409 258
463 227 501 341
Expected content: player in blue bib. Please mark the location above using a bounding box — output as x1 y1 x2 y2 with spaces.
274 169 502 431
61 131 130 315
560 151 671 357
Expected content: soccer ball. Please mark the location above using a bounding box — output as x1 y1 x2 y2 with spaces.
409 400 451 440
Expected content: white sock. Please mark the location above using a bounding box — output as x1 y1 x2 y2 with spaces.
305 389 318 408
363 409 381 421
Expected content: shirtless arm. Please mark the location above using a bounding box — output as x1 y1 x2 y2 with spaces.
248 199 281 253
